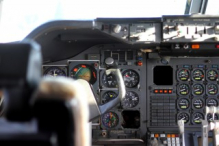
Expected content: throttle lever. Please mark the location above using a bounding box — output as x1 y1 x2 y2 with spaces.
178 120 185 146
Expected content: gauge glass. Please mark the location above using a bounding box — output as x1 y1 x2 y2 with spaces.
192 112 204 124
102 73 117 87
44 67 66 77
102 91 117 104
193 84 204 95
178 69 189 81
122 91 139 108
178 84 189 95
192 69 204 81
178 113 190 124
178 98 190 110
71 64 97 84
207 84 218 95
102 112 119 128
193 99 204 109
207 99 218 107
123 70 139 88
207 70 218 81
207 114 219 122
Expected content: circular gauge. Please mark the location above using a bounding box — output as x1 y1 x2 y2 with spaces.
193 99 204 109
102 73 117 87
207 99 218 107
207 70 218 81
70 64 97 84
123 70 139 88
193 84 204 95
102 112 119 128
178 84 190 95
192 69 204 81
207 114 219 122
178 69 190 81
192 112 204 124
44 67 66 77
122 91 139 108
178 98 190 110
102 91 117 104
207 84 218 95
177 113 190 124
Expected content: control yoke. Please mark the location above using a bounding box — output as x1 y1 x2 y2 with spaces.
202 106 219 146
88 68 126 121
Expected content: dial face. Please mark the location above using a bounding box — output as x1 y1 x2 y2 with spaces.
178 69 190 81
123 70 139 88
178 113 190 124
122 91 139 108
102 112 119 128
193 84 204 95
178 84 190 95
193 99 204 109
207 70 218 81
44 67 66 77
102 91 117 104
178 98 190 110
207 84 218 95
102 73 117 88
71 64 97 84
192 69 204 81
192 112 204 124
207 114 219 122
207 99 218 107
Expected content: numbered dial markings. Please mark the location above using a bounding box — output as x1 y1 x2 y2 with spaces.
44 67 66 77
122 91 139 108
207 84 218 95
123 70 139 88
178 69 190 81
102 112 119 128
192 113 204 124
102 91 117 104
192 69 204 81
178 113 190 124
102 73 117 88
178 84 190 95
207 99 218 107
193 99 204 109
207 70 218 81
178 98 190 110
193 84 204 95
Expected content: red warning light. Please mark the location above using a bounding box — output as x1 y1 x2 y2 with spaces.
81 65 86 68
73 68 78 72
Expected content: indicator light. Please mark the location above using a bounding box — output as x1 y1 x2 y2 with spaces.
168 89 173 94
167 134 171 138
155 134 159 138
137 61 143 66
216 45 219 49
164 90 168 94
81 65 86 68
159 90 163 93
154 89 159 93
192 44 200 49
73 68 78 72
171 134 175 138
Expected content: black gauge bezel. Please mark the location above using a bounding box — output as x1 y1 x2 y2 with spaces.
101 72 118 88
206 69 219 82
192 97 205 110
206 83 218 96
177 112 190 124
177 68 190 82
101 91 118 104
192 83 205 96
192 112 204 125
192 69 205 82
122 91 139 108
101 111 119 129
177 98 190 110
207 113 219 122
122 69 140 88
43 66 67 77
206 97 219 107
177 83 190 96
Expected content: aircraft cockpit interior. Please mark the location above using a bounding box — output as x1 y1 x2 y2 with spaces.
1 0 219 146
